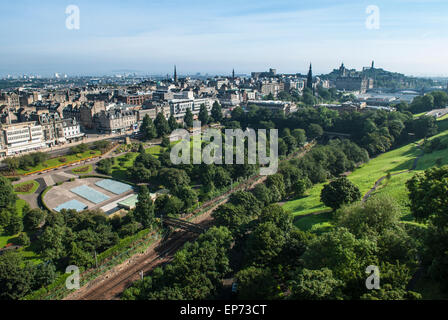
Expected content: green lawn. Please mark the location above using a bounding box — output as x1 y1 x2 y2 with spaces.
294 211 334 234
13 180 40 195
0 199 28 248
110 145 166 180
286 127 448 232
148 145 164 157
283 183 330 217
16 150 101 175
283 141 420 220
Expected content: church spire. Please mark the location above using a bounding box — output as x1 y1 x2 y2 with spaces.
307 63 313 90
174 65 178 82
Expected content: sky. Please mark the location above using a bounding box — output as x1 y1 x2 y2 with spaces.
1 0 447 77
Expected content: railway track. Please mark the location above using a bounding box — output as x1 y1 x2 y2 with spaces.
79 231 198 300
64 143 315 300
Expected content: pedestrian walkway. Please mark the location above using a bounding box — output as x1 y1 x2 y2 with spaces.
43 175 55 187
55 172 77 180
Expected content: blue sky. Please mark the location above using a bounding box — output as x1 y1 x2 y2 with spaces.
1 0 447 77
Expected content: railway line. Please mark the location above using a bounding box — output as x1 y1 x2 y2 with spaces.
64 143 314 300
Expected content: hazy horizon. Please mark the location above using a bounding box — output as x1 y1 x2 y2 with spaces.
1 0 448 77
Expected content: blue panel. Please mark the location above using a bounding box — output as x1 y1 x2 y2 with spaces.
54 200 88 212
71 185 110 204
95 179 132 195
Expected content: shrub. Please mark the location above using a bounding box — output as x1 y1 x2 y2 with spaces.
15 232 31 246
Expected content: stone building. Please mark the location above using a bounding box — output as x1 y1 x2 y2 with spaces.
93 109 138 134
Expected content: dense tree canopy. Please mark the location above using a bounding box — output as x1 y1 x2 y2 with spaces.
321 177 361 210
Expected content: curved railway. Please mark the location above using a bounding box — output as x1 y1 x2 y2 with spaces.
64 143 314 300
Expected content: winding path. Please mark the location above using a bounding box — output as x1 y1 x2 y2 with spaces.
362 144 424 203
294 143 424 222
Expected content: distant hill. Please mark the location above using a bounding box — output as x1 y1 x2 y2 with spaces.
321 65 436 90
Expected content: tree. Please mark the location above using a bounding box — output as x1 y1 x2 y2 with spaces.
69 242 94 268
122 227 233 300
211 101 223 123
134 185 155 228
266 174 286 201
292 178 311 198
258 204 292 233
96 158 115 175
302 228 378 298
32 263 57 289
320 177 361 210
168 115 178 131
158 168 190 190
184 108 194 128
2 157 19 171
198 104 209 124
154 195 183 216
140 115 157 141
289 268 343 300
409 116 438 139
335 194 401 237
0 176 17 209
161 136 170 148
406 166 448 221
292 129 307 146
0 251 33 299
235 267 278 300
406 166 448 292
154 112 170 137
252 184 272 206
38 224 69 261
6 214 23 235
283 135 297 154
16 232 30 246
212 203 250 235
245 222 287 266
431 91 448 108
229 191 261 216
307 123 323 140
23 208 46 231
173 186 198 210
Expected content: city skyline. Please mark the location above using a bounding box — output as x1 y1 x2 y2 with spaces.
1 0 448 77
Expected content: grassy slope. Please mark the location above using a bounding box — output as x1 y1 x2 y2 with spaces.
283 142 420 220
285 118 448 231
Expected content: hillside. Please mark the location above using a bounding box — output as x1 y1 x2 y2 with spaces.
283 117 448 233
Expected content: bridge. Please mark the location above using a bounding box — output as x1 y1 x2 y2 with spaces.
324 131 352 139
162 217 206 234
